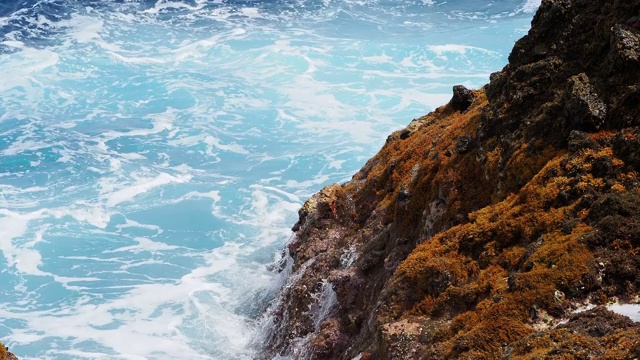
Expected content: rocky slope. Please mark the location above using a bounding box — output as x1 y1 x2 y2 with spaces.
260 0 640 359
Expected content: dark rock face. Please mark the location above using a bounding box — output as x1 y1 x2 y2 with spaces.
454 135 476 154
481 0 640 147
564 73 607 130
260 1 640 359
612 23 640 63
567 130 596 152
450 85 475 112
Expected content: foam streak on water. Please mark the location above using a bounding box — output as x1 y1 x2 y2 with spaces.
0 0 537 358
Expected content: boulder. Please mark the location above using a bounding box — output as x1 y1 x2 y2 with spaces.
450 85 475 112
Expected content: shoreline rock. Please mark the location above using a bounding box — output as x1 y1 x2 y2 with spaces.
260 0 640 358
1 343 18 360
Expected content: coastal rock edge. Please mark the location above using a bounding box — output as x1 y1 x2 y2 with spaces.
260 0 640 358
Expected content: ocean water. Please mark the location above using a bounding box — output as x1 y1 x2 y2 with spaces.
0 0 539 359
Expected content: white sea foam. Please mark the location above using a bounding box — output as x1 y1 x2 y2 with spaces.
428 44 500 57
522 0 542 14
59 15 104 44
104 173 191 207
362 53 393 64
65 206 112 229
3 241 261 359
107 237 180 254
0 210 44 275
240 8 261 18
116 218 163 233
310 280 338 330
144 0 208 14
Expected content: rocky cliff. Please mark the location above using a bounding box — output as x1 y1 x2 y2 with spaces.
260 0 640 359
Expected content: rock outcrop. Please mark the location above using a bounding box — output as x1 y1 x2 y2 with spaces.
260 0 640 359
0 343 18 360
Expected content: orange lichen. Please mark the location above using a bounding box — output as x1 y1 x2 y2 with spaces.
375 116 640 358
504 142 560 189
281 71 640 359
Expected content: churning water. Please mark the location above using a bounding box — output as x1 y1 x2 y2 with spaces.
0 0 539 358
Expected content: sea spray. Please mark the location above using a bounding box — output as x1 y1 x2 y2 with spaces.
309 280 338 331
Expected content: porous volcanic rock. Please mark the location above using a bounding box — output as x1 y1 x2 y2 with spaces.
260 0 640 359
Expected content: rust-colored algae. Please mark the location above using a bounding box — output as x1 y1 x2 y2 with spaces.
378 134 640 357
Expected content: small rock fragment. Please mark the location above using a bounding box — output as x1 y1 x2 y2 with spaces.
455 135 477 154
450 85 475 112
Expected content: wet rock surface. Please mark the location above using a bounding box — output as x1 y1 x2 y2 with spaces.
261 1 640 359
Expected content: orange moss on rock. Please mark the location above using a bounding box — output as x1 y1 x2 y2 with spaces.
380 128 640 358
265 83 640 359
345 91 495 235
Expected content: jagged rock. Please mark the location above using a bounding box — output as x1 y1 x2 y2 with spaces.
564 73 607 130
450 85 475 112
612 128 640 171
482 0 640 148
399 129 411 140
609 85 640 128
291 184 350 233
563 306 637 337
307 319 349 359
611 24 640 64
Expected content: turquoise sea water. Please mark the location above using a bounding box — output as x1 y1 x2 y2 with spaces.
0 0 539 358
